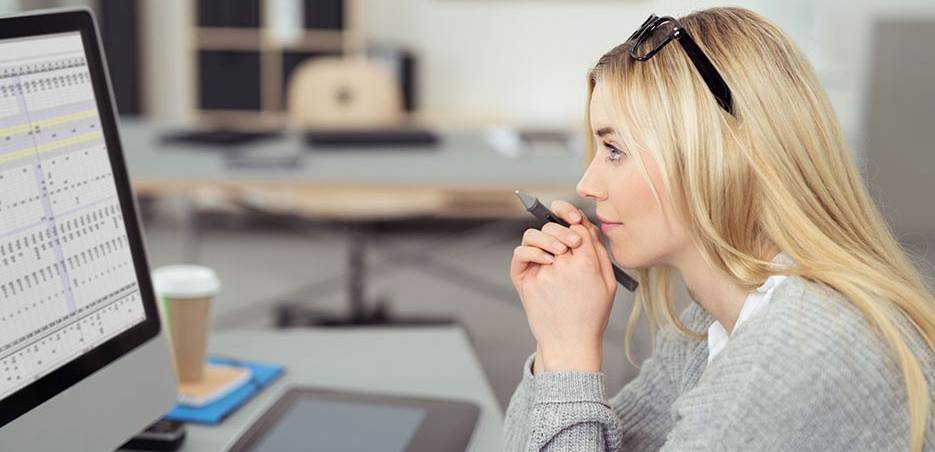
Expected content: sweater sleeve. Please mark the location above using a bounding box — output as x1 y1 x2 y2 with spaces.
525 368 623 451
503 324 697 451
502 350 623 452
503 352 538 451
503 303 711 452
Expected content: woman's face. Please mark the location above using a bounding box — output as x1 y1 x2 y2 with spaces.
577 83 690 268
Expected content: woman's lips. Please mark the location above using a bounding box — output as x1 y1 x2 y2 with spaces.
599 222 622 233
596 214 623 233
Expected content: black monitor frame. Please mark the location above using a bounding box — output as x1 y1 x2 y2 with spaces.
0 8 162 428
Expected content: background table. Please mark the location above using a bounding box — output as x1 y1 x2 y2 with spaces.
119 120 582 219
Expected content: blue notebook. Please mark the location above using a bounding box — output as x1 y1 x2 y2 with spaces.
165 357 284 425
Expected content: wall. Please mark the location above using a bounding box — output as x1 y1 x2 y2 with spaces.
358 0 764 128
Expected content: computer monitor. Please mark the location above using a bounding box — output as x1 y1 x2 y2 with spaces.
0 8 176 451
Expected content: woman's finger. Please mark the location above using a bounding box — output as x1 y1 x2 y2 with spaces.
569 223 616 289
510 245 555 280
549 200 583 225
542 222 583 248
582 221 617 288
522 228 569 255
568 224 598 263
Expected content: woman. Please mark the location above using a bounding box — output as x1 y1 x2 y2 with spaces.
505 7 935 452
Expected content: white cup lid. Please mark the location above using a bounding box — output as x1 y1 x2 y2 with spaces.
152 265 221 299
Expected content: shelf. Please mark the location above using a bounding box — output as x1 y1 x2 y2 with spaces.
197 28 262 50
192 0 360 118
268 30 345 51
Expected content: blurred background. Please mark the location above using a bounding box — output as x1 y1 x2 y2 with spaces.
3 0 933 410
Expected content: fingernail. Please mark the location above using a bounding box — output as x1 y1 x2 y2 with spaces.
552 243 567 253
545 254 555 262
571 212 581 222
568 234 581 244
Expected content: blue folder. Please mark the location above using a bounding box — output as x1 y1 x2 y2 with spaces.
165 357 285 425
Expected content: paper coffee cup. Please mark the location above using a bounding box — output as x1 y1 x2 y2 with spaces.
153 265 221 383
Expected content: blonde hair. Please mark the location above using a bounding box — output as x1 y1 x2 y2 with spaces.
586 7 935 451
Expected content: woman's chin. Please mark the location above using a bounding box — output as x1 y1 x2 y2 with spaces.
609 245 655 270
609 247 631 268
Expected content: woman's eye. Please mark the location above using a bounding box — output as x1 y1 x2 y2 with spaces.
604 143 627 162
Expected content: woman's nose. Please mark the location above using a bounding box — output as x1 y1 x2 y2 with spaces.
576 163 607 201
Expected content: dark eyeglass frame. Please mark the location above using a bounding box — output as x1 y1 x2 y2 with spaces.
626 14 735 115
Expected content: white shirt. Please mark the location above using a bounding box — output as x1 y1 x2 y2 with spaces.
706 252 796 364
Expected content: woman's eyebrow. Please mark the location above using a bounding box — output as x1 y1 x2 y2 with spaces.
595 127 615 137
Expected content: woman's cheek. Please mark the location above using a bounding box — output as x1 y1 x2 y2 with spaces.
606 178 667 268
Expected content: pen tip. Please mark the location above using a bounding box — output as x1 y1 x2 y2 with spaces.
514 190 537 209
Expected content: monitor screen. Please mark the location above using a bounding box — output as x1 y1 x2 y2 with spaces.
0 31 147 401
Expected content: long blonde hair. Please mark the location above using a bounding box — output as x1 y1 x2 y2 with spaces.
586 7 935 450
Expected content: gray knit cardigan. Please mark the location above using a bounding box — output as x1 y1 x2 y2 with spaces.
503 275 935 451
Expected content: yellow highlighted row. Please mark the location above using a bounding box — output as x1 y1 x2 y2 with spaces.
0 109 98 139
0 130 103 165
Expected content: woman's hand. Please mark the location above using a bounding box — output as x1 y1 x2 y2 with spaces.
510 201 618 373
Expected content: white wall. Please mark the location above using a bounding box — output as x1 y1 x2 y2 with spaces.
359 0 764 128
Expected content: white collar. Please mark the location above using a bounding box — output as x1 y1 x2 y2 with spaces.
706 252 795 363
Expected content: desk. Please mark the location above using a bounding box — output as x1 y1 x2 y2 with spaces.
119 120 581 219
125 326 502 451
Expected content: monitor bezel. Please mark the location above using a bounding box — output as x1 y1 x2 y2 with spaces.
0 8 163 429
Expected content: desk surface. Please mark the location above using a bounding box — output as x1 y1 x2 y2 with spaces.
149 327 503 452
119 120 581 187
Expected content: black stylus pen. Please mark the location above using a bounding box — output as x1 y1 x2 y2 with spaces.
515 190 639 292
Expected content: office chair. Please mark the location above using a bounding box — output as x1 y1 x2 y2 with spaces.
286 55 405 129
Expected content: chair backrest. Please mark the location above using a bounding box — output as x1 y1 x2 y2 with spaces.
286 56 404 128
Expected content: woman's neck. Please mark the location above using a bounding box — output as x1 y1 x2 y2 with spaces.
670 246 778 333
